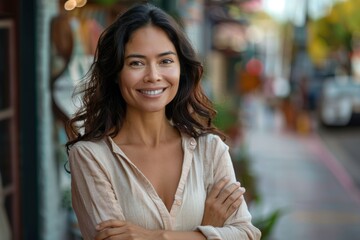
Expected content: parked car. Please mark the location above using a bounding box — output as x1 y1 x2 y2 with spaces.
319 75 360 126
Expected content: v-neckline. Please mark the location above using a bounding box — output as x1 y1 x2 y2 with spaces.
108 134 195 214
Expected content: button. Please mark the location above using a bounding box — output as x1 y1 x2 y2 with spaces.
190 139 197 147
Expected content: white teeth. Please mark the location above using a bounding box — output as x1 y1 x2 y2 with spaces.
140 89 164 95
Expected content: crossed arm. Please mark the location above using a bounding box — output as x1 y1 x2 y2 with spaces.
95 177 245 240
69 140 261 240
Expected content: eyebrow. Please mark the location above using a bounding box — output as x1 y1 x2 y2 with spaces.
125 51 177 59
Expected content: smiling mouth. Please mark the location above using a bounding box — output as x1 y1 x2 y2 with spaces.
139 88 166 96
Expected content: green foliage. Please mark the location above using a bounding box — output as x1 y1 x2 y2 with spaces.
93 0 119 6
308 0 360 65
213 102 238 132
61 188 73 211
231 148 260 204
253 209 284 239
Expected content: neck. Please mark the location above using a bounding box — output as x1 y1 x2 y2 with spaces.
115 110 178 148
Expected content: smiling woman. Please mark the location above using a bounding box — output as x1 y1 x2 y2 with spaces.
65 3 261 240
119 25 180 113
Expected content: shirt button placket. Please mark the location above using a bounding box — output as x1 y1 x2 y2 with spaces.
189 138 197 149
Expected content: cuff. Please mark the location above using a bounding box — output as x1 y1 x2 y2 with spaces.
196 225 221 240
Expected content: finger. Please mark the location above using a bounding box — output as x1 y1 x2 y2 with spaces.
95 227 125 240
208 177 231 199
96 219 126 231
223 187 245 209
216 182 241 203
225 193 244 216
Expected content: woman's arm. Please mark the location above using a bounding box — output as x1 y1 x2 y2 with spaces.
71 137 260 240
201 177 245 227
95 177 244 240
95 220 206 240
195 136 261 240
69 143 126 240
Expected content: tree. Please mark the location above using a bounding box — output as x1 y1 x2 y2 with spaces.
308 0 360 73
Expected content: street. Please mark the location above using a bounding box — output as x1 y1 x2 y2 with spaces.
242 97 360 239
318 125 360 189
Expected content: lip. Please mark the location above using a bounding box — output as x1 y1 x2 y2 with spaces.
137 87 167 96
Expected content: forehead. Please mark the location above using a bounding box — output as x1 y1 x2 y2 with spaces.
125 25 176 54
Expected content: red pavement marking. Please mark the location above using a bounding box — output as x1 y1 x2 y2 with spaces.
305 134 360 206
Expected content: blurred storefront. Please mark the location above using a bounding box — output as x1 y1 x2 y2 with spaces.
0 0 209 239
203 0 274 106
1 1 36 239
0 8 17 240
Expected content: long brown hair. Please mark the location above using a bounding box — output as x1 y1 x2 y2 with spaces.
66 3 224 150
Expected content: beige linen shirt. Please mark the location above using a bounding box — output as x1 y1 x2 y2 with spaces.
69 132 261 240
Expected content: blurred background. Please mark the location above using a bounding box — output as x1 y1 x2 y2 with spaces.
1 0 360 239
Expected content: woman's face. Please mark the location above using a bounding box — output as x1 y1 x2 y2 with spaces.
118 25 180 115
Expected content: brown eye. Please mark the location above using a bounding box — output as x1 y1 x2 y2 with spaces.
161 59 174 64
129 61 144 67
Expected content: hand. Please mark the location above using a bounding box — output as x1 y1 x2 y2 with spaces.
95 220 162 240
201 177 245 227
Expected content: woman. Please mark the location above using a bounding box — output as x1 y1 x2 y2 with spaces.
66 3 261 240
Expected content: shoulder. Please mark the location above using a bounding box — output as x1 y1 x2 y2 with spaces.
68 138 109 157
180 132 229 155
68 138 114 173
197 133 229 151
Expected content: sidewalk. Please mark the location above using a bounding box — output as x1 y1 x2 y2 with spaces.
243 98 360 239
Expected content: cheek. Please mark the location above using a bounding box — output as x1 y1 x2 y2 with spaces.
117 79 132 98
166 69 181 84
118 71 139 89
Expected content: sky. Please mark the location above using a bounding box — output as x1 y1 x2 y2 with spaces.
261 0 344 26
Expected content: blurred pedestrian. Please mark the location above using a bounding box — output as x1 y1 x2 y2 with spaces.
66 3 261 240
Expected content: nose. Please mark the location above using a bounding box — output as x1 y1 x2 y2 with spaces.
144 64 161 82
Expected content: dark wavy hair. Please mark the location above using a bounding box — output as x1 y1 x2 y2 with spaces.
65 3 224 150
